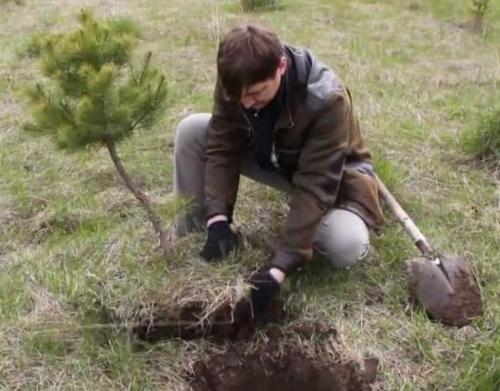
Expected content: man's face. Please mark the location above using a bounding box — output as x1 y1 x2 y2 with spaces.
240 56 287 110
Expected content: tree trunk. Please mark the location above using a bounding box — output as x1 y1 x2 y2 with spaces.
470 12 483 34
105 139 170 259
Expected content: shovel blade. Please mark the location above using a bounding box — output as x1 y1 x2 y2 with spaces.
405 256 483 327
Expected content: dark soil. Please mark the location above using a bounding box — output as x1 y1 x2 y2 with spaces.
190 327 378 391
130 299 379 390
133 297 285 342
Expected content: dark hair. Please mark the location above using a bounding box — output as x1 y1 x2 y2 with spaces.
217 24 283 101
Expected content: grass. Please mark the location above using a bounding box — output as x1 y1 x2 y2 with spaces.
240 0 281 12
0 0 499 389
462 105 500 166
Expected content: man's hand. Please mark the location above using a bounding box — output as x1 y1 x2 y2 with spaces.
199 221 238 261
248 267 283 321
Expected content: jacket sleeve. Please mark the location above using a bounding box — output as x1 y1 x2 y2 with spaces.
271 92 352 274
204 82 248 221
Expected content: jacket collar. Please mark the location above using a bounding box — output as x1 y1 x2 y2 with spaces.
275 49 297 130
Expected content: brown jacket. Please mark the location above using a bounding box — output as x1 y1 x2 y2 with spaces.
205 46 383 273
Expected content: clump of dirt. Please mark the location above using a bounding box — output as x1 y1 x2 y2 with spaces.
190 326 378 391
133 298 285 342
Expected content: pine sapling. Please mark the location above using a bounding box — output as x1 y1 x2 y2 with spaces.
470 0 489 33
24 9 171 258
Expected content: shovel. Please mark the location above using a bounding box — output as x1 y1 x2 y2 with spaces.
375 174 484 327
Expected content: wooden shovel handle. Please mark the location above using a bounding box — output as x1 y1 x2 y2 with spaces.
374 174 433 256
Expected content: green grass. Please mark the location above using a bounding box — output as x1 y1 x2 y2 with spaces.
0 0 23 5
0 0 499 389
462 105 500 164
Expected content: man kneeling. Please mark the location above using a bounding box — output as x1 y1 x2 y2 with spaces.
173 24 384 319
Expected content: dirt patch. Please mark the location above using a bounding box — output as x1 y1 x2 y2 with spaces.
130 297 379 390
133 298 285 342
190 326 378 391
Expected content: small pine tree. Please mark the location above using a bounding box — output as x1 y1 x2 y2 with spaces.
24 9 170 258
470 0 489 33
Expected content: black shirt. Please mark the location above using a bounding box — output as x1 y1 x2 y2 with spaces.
243 75 286 171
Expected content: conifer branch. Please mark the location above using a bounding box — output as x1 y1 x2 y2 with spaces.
139 52 152 84
154 76 165 101
129 107 153 132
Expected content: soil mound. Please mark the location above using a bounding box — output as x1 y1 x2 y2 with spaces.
191 337 378 391
130 299 379 390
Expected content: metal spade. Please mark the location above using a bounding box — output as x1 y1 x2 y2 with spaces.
375 175 484 327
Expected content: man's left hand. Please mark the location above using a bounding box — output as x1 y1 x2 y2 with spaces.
248 267 283 321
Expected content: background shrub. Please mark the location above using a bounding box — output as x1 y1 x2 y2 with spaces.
470 0 490 33
462 106 500 164
240 0 280 12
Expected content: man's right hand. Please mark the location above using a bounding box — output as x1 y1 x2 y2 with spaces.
199 221 238 261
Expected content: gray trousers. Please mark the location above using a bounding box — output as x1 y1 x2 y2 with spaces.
173 113 370 268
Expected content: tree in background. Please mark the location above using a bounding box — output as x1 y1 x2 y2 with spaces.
470 0 489 33
24 9 170 258
240 0 280 12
